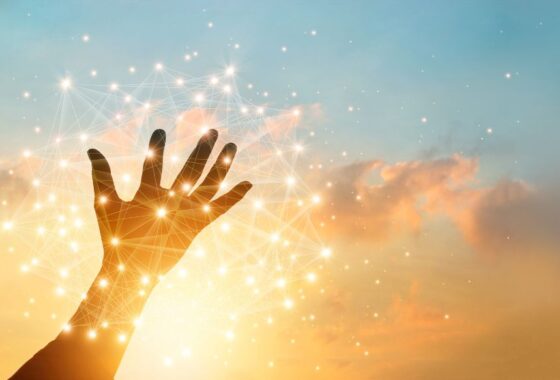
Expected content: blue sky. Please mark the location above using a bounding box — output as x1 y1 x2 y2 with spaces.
1 0 559 181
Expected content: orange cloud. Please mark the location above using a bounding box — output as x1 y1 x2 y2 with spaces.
314 155 477 241
313 154 557 255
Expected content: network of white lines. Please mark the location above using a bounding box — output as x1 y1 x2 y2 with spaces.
6 61 333 359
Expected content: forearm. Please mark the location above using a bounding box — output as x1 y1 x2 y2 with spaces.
11 258 156 379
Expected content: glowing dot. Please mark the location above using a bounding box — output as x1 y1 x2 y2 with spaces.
281 46 287 52
286 176 296 186
98 278 109 288
311 195 321 204
254 200 263 209
99 196 108 205
60 78 72 91
109 82 119 91
245 276 255 286
182 183 192 193
225 330 235 341
59 268 69 278
118 264 125 272
223 85 231 94
210 76 219 85
321 247 332 258
200 125 210 134
306 272 317 283
82 34 90 42
505 72 512 79
129 66 136 74
444 314 450 320
3 221 13 231
203 204 211 213
225 66 235 76
283 298 294 310
194 93 204 103
156 207 167 218
421 116 428 124
62 323 72 332
141 276 150 285
90 69 97 77
223 156 231 165
111 237 119 246
276 278 287 288
118 334 127 343
155 62 164 71
208 21 214 28
87 329 97 339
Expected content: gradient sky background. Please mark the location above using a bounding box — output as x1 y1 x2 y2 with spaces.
1 1 560 379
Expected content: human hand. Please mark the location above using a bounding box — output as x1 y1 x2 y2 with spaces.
87 129 252 276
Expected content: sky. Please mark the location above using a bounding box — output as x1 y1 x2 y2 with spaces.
1 1 560 379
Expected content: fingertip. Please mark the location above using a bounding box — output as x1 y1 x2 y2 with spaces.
87 148 101 161
239 181 253 192
224 142 237 154
208 129 218 138
150 129 167 145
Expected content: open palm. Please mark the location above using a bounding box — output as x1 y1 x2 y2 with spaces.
87 129 252 275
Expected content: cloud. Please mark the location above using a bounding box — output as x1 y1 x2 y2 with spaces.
452 181 560 254
313 154 559 255
314 154 478 242
0 156 42 215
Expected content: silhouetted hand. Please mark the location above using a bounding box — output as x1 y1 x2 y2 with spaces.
88 128 252 275
11 129 252 380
